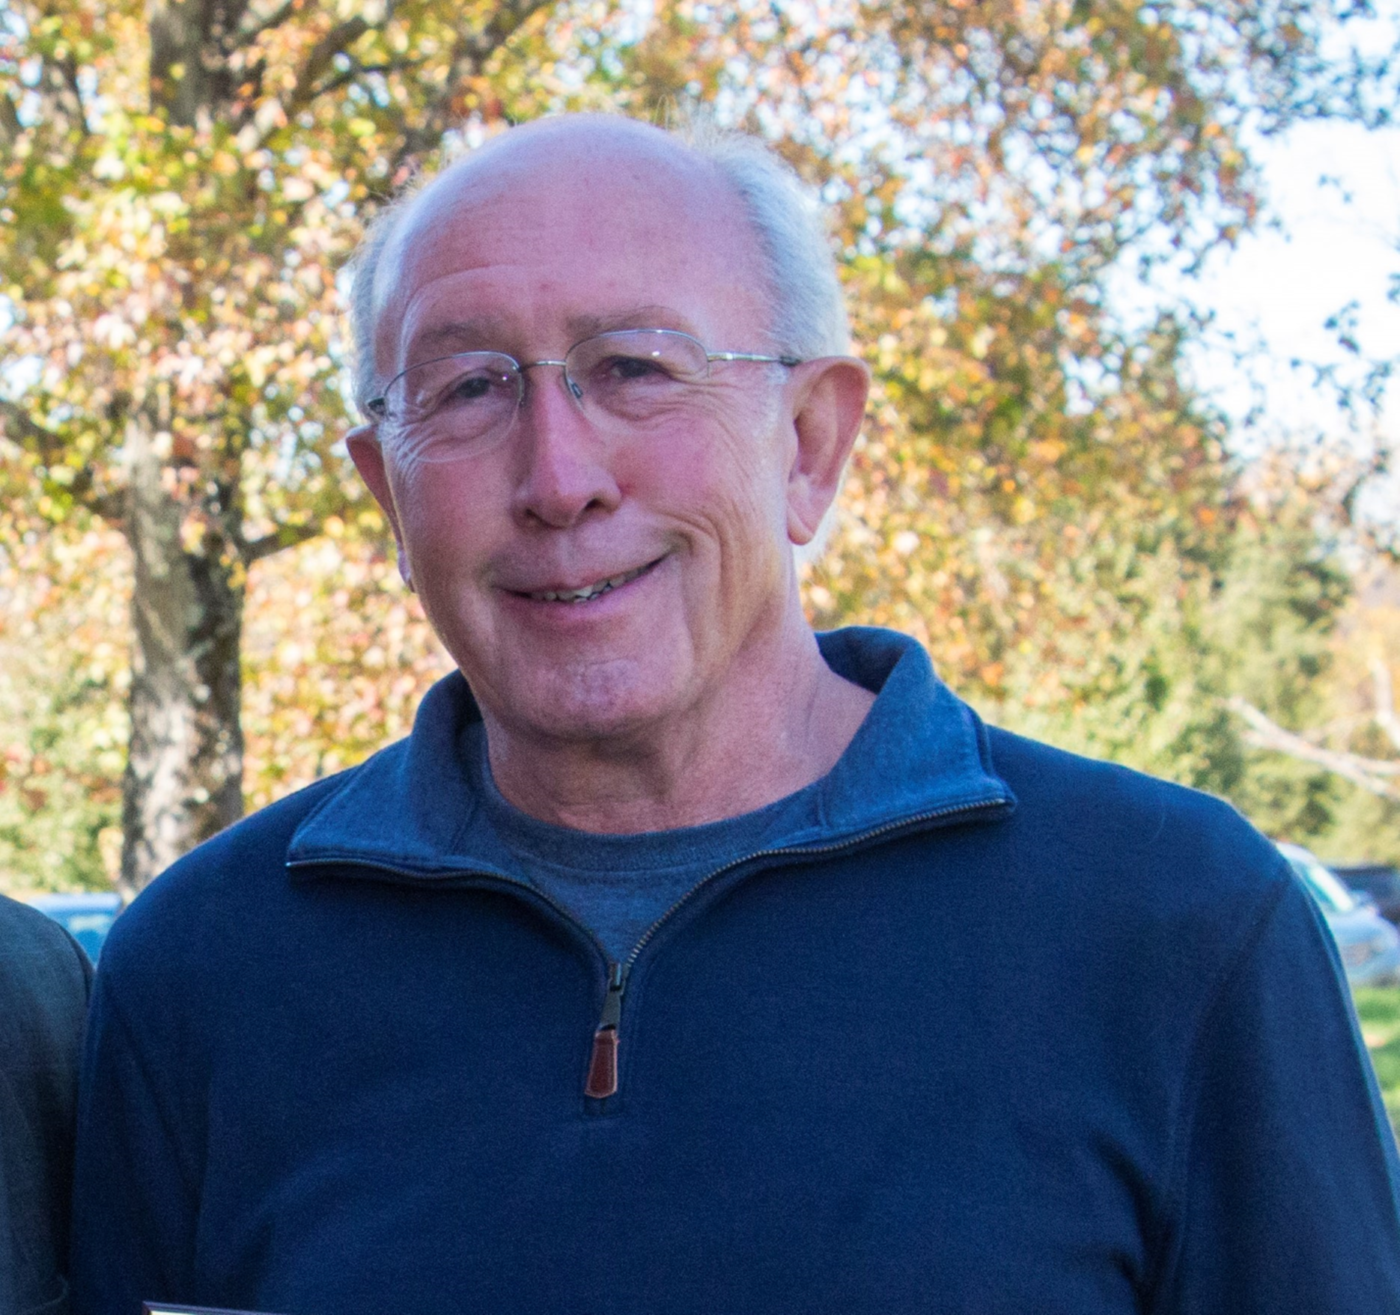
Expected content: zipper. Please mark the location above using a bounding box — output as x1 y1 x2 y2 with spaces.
578 792 1009 1102
584 962 625 1097
293 793 1008 1103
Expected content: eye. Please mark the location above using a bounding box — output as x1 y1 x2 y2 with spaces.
428 365 516 415
565 331 708 412
599 353 677 383
446 374 498 402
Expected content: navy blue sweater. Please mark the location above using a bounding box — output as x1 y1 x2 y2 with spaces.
71 629 1400 1313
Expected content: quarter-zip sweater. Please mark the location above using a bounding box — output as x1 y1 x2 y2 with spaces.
71 628 1400 1314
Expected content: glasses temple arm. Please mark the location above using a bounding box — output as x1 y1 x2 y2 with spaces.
706 352 804 367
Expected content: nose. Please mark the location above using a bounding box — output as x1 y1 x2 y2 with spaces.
508 363 622 529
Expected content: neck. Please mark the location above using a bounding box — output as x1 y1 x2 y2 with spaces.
480 606 874 834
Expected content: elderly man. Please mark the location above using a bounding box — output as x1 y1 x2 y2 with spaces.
1 893 91 1315
71 115 1400 1314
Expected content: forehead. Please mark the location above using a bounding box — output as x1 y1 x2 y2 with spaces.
374 123 771 367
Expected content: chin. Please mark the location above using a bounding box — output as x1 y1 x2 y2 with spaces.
508 655 690 743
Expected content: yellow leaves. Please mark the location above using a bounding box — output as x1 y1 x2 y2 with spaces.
243 345 276 390
1007 495 1034 525
240 535 451 807
178 508 208 554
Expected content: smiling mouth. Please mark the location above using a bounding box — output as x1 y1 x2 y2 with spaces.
519 558 662 604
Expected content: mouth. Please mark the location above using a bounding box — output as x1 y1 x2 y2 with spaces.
514 557 663 605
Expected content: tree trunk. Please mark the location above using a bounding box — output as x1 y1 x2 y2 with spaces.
120 420 244 898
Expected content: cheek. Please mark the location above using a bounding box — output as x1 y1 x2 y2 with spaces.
639 418 792 589
389 458 474 533
385 462 498 586
694 401 793 540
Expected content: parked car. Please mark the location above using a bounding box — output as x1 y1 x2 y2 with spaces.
1277 843 1400 988
28 891 123 963
1330 863 1400 928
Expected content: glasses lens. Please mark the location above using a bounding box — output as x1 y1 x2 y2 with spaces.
384 352 521 462
565 330 709 423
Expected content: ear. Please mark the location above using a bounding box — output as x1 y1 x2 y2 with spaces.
346 424 413 590
785 357 870 546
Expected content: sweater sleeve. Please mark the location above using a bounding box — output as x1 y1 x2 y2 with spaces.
1152 874 1400 1314
69 970 201 1315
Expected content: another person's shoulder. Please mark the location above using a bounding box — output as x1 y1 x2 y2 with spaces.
0 894 88 1315
0 893 91 1011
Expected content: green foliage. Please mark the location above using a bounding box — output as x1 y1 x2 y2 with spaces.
982 484 1351 811
1352 986 1400 1140
0 515 128 892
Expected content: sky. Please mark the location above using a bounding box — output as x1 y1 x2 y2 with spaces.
1181 119 1400 451
1112 0 1400 538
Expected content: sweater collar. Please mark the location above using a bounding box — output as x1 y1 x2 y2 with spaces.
286 626 1014 874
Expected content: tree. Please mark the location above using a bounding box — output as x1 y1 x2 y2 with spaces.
619 0 1390 719
2 0 1393 893
0 0 597 894
1223 538 1400 860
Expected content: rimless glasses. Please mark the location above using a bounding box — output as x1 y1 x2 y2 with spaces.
364 328 803 464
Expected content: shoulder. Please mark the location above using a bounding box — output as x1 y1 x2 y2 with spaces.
985 723 1287 884
82 769 365 1093
0 893 90 1011
0 900 88 1315
100 769 355 966
0 894 90 1093
968 725 1296 984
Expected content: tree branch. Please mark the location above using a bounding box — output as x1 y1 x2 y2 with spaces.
55 53 90 134
288 16 372 109
0 402 129 524
0 91 21 147
232 0 299 49
298 58 412 104
386 0 554 172
1371 656 1400 754
241 522 321 563
0 398 62 449
1226 695 1400 799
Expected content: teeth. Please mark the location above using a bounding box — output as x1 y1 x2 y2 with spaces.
530 563 650 603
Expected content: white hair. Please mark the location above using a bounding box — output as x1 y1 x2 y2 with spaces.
345 116 851 414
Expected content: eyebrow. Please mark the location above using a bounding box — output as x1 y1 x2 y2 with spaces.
404 320 505 358
403 306 698 360
566 307 695 337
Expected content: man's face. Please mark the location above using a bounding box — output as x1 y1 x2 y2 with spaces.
353 126 808 747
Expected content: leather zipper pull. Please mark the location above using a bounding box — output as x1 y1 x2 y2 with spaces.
585 963 624 1099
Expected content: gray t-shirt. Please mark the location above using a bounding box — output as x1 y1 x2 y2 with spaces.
463 722 825 964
